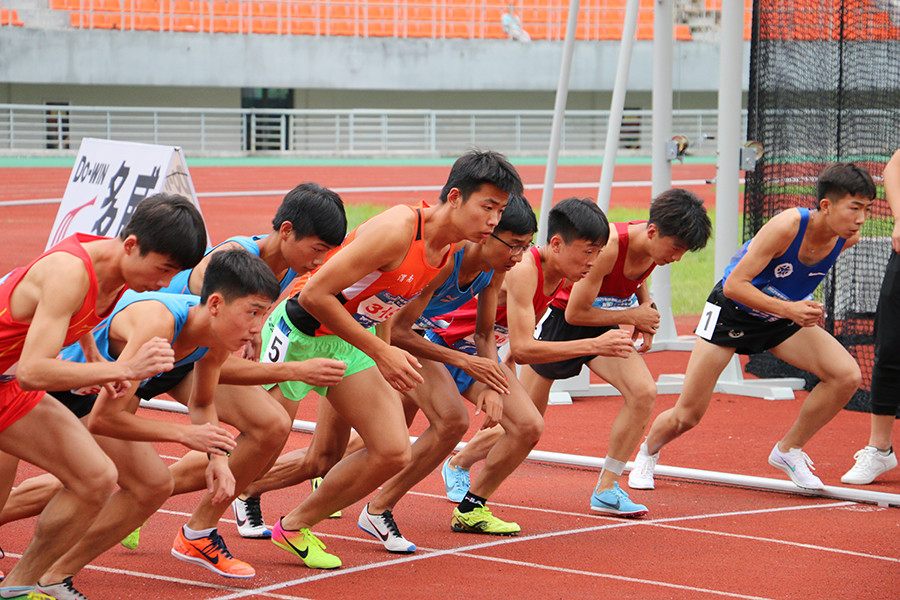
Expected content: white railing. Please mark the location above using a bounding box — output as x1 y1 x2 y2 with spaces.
1 104 743 157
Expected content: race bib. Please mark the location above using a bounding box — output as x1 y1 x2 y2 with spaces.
695 302 721 341
261 319 290 364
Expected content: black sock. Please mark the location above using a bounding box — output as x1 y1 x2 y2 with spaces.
457 491 487 514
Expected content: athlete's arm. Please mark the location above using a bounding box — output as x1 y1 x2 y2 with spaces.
299 207 424 391
506 255 633 364
87 305 234 452
15 254 173 391
565 236 659 332
217 353 346 388
190 349 238 503
722 210 823 326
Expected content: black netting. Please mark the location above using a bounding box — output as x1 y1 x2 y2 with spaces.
744 0 900 414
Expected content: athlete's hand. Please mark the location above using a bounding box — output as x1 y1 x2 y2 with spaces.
628 302 660 334
122 337 175 381
461 355 510 395
633 327 655 353
205 456 235 504
786 300 824 327
375 346 424 392
286 358 347 387
180 422 237 455
240 333 263 362
474 388 503 430
589 329 634 358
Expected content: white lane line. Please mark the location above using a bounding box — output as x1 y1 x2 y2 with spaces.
202 500 861 600
0 178 717 207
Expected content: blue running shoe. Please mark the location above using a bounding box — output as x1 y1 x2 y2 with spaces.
590 482 648 518
441 456 470 503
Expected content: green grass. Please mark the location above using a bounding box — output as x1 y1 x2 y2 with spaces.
345 204 717 317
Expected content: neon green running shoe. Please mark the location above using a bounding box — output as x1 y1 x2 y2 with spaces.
271 518 341 569
310 477 341 518
450 506 520 536
121 522 145 550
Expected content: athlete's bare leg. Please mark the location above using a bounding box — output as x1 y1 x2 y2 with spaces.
0 396 117 588
280 367 410 530
368 359 468 513
39 436 174 584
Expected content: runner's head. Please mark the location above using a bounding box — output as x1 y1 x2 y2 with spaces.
119 193 207 271
646 188 711 266
439 149 523 204
200 248 281 306
272 183 347 275
117 193 207 291
200 249 281 352
483 194 537 271
546 197 609 281
816 163 876 237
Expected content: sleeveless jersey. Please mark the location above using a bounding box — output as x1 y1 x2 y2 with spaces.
722 207 845 321
285 207 451 337
0 233 124 381
412 245 495 330
429 246 563 353
58 290 209 393
160 235 298 296
551 221 653 312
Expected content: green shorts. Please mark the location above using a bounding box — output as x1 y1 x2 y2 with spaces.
259 299 376 402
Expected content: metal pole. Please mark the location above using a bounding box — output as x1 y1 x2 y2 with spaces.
141 398 900 508
536 0 580 246
597 0 640 214
648 0 685 348
714 0 744 280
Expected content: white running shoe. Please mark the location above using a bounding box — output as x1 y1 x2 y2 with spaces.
36 577 89 600
357 504 416 553
628 442 659 490
841 446 898 485
231 496 271 538
767 444 824 490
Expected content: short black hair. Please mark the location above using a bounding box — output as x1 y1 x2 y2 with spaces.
272 183 347 247
200 248 281 305
120 193 207 270
648 188 711 252
439 149 523 204
495 194 537 236
817 163 877 204
547 197 609 245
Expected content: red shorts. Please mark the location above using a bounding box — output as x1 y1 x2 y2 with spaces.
0 379 44 433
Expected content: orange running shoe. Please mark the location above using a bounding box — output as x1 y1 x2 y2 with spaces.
171 527 256 579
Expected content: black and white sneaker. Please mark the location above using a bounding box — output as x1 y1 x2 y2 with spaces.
231 496 271 538
37 576 90 600
357 504 416 553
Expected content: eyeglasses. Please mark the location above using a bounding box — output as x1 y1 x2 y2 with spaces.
491 233 533 256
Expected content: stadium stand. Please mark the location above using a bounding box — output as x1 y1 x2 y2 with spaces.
47 0 755 39
1 6 24 25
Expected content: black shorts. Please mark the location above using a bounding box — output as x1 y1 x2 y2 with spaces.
700 281 800 355
529 305 617 380
50 362 194 419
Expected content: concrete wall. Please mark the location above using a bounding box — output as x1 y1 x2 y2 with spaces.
0 28 749 109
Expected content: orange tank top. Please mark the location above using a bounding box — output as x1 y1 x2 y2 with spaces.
286 206 451 337
0 233 123 379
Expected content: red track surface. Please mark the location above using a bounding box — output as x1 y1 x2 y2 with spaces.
1 164 897 599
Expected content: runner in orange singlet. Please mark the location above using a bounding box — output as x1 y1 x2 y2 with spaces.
259 150 523 569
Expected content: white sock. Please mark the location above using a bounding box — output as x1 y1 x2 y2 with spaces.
601 456 626 477
183 525 216 540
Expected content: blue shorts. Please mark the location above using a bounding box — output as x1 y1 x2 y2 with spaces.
424 330 480 394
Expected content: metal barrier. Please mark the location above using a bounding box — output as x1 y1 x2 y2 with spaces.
1 104 744 157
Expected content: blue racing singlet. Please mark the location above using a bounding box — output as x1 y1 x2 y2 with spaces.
722 207 845 321
58 290 209 385
159 235 298 295
413 245 495 330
